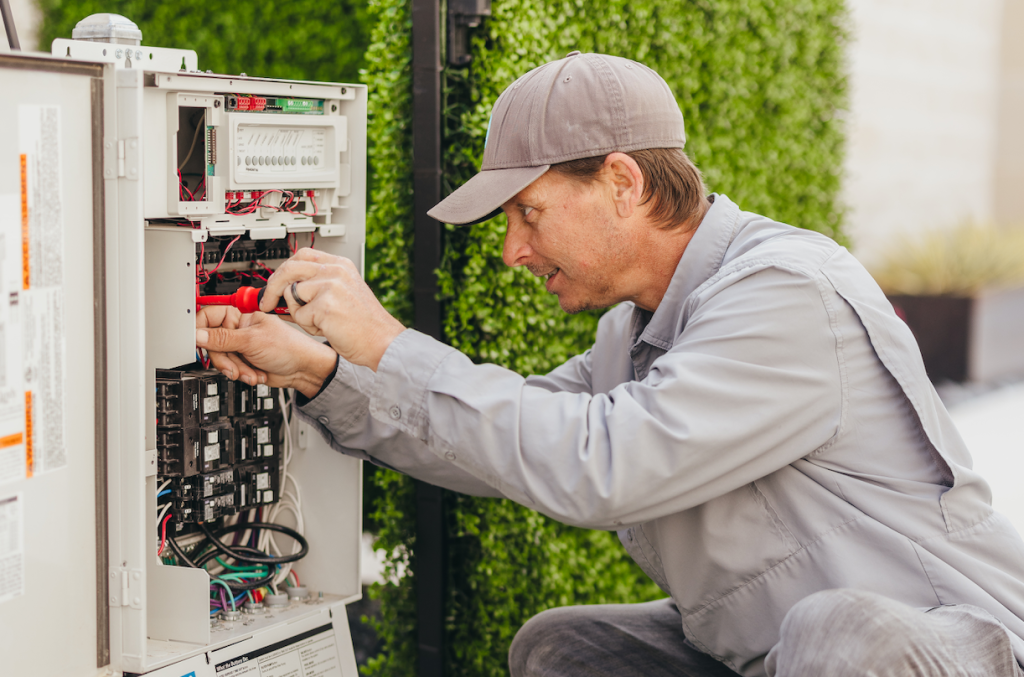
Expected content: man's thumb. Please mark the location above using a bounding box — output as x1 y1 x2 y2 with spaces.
196 327 246 353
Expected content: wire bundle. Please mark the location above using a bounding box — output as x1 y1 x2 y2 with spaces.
156 391 308 616
225 189 318 217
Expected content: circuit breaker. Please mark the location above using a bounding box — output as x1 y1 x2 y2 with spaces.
0 12 364 677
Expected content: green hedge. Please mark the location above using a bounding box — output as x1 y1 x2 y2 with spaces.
367 1 848 676
37 0 369 83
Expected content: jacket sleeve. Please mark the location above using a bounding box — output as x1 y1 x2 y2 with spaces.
358 265 844 529
296 357 506 498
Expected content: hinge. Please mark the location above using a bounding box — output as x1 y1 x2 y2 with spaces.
118 137 140 181
109 567 143 609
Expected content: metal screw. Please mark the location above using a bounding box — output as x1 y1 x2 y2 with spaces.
341 88 347 95
240 73 247 77
214 100 221 108
331 104 337 112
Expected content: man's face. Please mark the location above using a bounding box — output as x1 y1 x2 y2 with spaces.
501 170 636 314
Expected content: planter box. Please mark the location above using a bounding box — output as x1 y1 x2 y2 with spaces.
888 287 1024 383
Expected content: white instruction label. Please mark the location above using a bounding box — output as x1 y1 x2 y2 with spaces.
18 105 67 478
215 623 342 677
0 196 25 485
0 494 25 604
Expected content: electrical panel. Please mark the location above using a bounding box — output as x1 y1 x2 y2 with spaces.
1 19 369 677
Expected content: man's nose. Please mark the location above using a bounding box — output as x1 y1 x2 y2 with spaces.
502 219 532 267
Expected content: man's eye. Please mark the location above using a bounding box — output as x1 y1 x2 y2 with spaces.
523 206 534 217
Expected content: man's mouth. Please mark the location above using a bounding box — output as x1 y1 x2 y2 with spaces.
544 268 560 290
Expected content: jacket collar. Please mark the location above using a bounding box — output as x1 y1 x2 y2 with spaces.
629 194 742 352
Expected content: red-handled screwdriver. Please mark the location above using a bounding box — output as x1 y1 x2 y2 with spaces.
197 286 289 314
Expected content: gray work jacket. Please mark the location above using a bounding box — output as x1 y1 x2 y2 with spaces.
299 194 1024 676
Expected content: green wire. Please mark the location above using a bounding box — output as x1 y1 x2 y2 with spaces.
213 557 266 572
210 579 236 611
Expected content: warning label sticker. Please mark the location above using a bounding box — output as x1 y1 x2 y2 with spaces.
0 493 25 604
215 623 342 677
16 105 67 479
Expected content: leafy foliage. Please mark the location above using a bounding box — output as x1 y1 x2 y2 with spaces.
37 0 370 83
367 1 849 676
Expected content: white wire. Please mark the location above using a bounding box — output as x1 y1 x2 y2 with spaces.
258 389 304 591
157 501 172 524
157 478 172 495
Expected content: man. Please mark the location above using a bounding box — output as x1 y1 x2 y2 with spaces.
195 52 1024 676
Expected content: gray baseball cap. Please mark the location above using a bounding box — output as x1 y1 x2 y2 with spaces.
427 51 687 225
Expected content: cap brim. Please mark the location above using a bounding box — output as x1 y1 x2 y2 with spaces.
427 165 550 225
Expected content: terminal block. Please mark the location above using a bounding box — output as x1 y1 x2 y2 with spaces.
158 426 200 477
176 468 235 500
253 384 280 415
198 421 235 473
174 491 238 525
157 369 226 425
236 461 281 508
156 373 201 428
236 415 282 462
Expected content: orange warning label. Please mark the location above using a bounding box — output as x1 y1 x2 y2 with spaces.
24 392 32 478
20 153 29 290
0 433 23 449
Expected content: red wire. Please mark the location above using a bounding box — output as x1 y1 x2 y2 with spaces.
206 235 242 279
253 260 275 276
178 170 195 201
158 512 173 556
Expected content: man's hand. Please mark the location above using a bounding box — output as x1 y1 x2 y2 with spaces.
195 305 338 398
258 248 406 371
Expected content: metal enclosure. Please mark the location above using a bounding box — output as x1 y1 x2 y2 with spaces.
0 28 366 677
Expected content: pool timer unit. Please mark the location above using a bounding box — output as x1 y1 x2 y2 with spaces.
0 13 364 677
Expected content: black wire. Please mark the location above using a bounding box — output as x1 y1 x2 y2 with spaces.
194 545 277 591
198 520 309 565
166 531 200 569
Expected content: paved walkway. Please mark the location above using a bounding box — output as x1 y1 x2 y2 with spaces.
947 381 1024 535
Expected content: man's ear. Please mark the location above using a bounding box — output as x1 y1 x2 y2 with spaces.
603 152 644 218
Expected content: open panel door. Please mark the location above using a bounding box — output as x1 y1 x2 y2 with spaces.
0 52 110 676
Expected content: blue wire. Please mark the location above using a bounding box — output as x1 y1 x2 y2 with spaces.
157 489 172 498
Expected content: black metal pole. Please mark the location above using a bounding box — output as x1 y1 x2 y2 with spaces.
412 0 446 675
1 0 22 51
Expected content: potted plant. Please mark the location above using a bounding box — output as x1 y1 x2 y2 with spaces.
872 224 1024 383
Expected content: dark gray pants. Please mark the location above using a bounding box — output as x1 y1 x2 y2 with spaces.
509 589 1023 677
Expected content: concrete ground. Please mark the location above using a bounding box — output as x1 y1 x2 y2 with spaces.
945 380 1024 535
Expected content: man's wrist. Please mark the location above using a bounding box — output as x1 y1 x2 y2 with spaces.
290 342 339 398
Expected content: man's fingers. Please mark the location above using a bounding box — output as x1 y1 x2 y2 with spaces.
259 260 325 312
197 304 242 329
260 252 360 313
196 326 249 354
210 350 265 385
